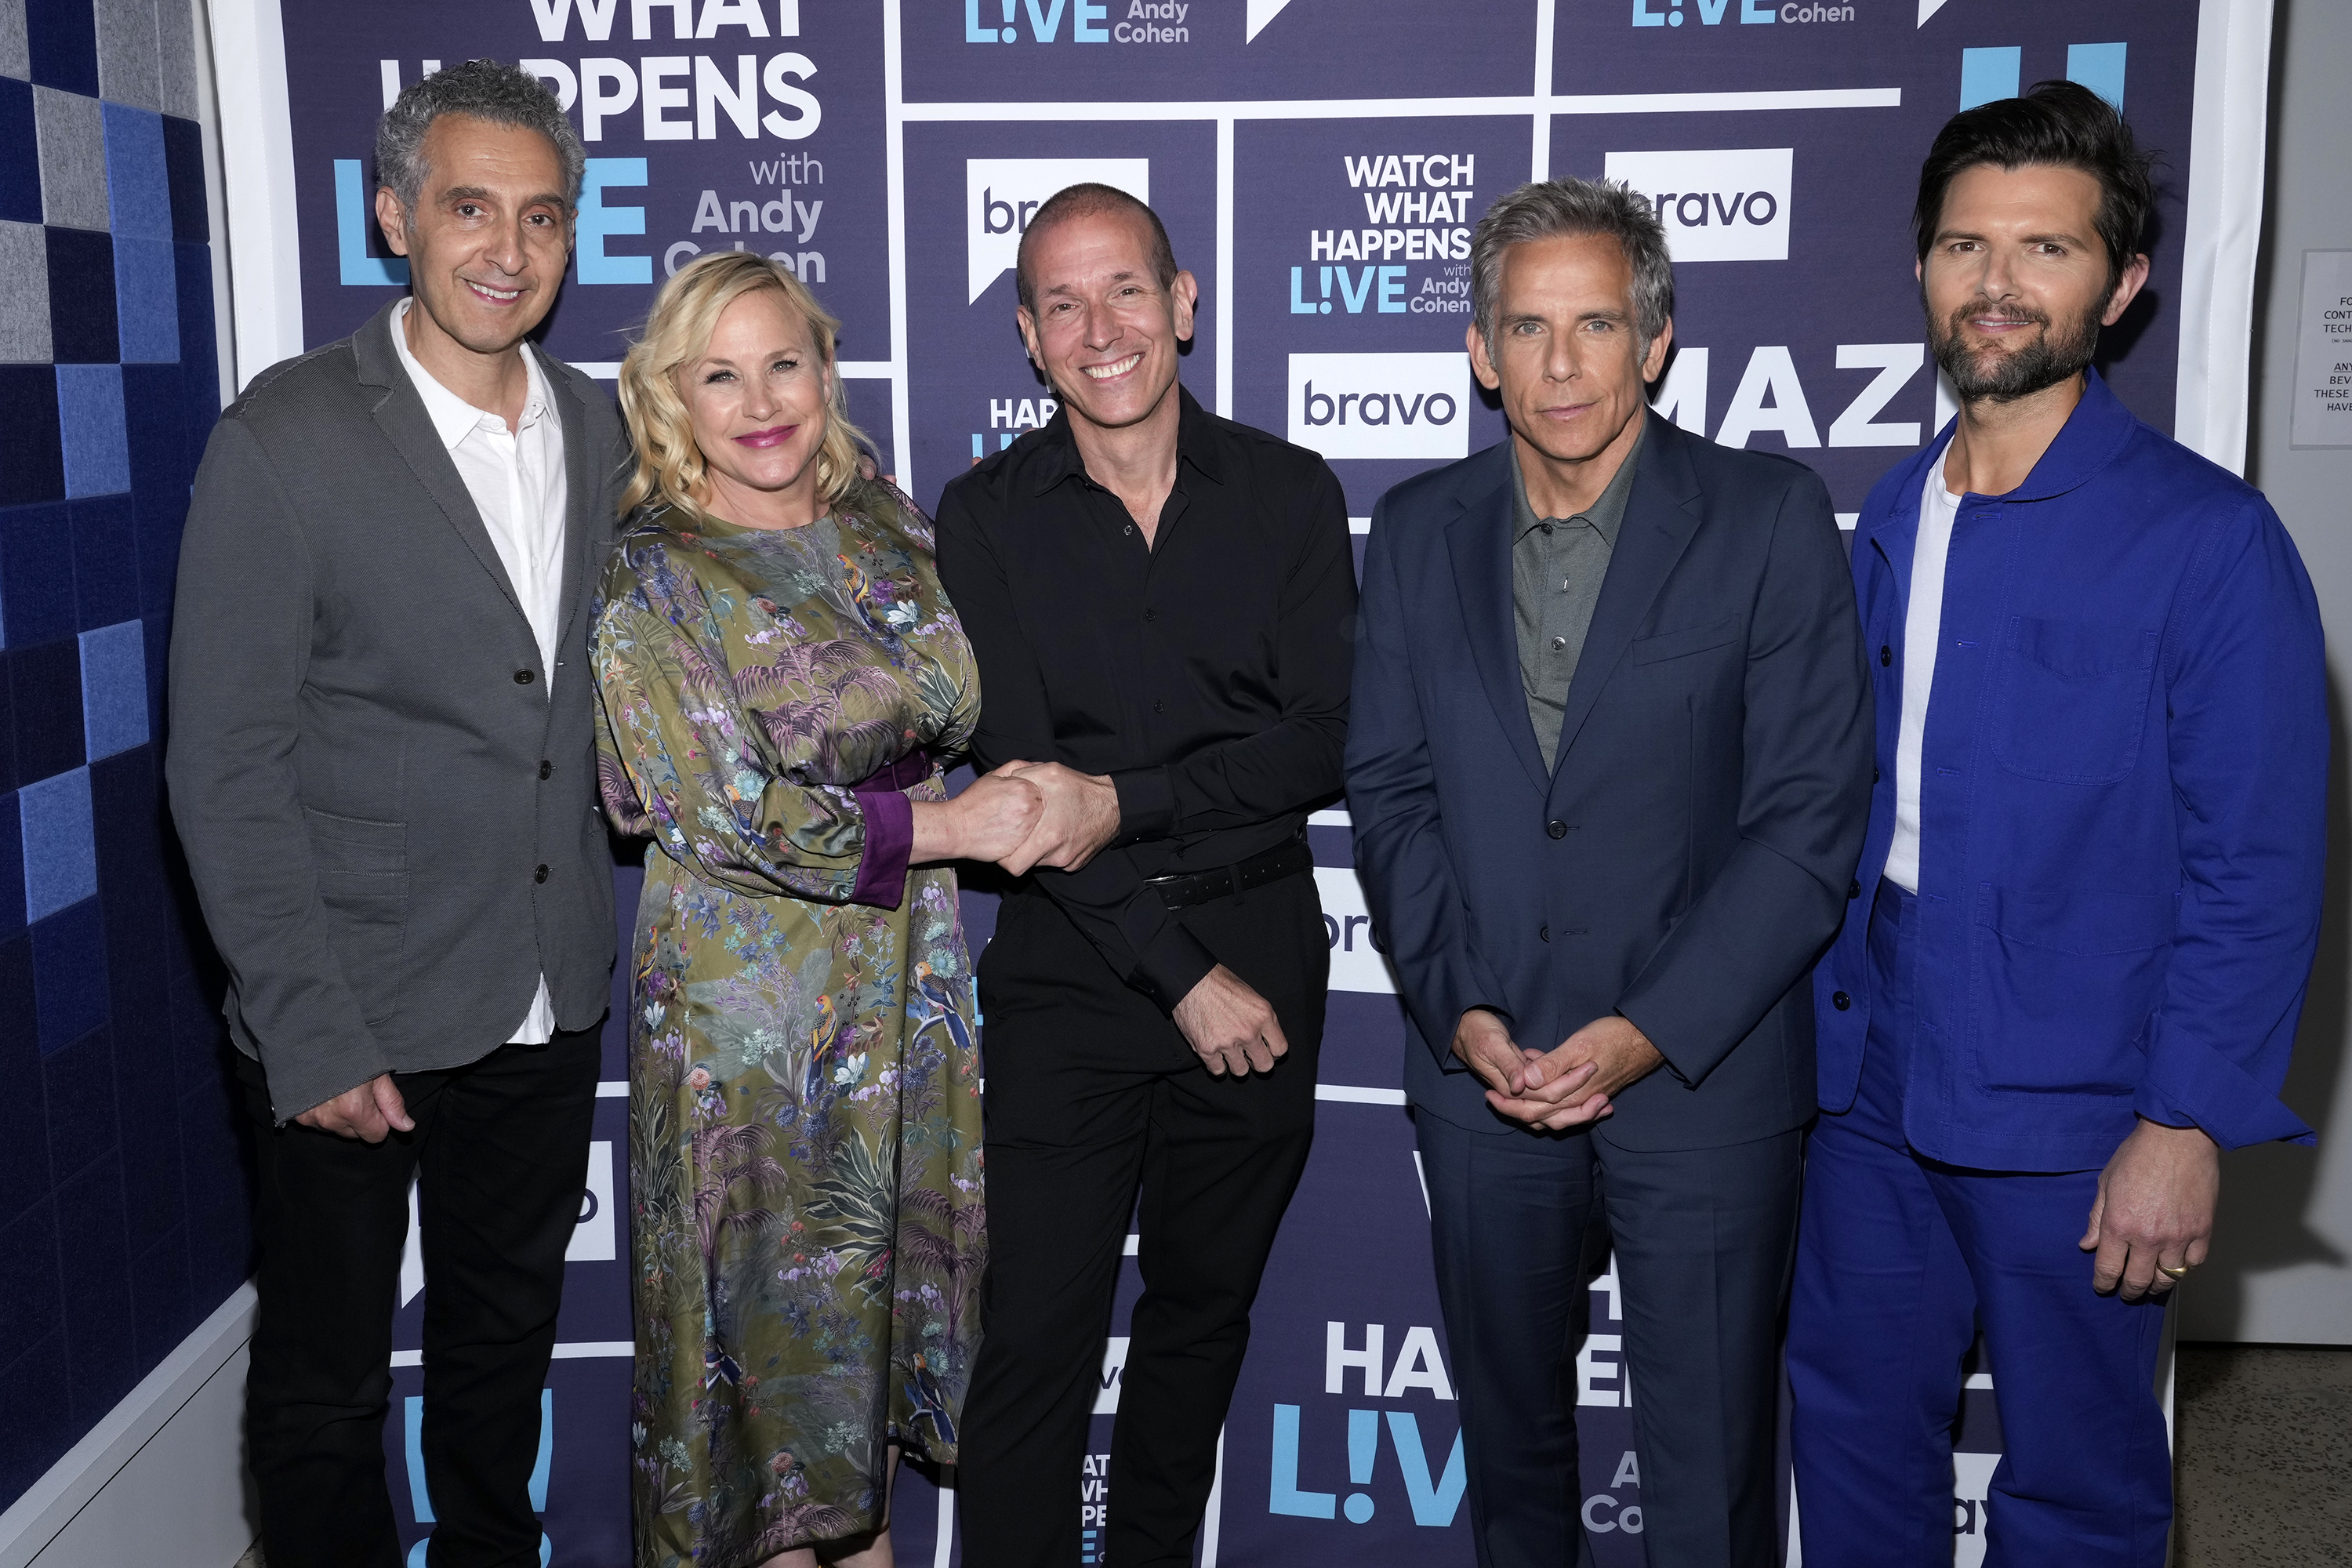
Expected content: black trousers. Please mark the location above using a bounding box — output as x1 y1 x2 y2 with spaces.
234 1029 600 1568
1417 1110 1803 1568
958 875 1327 1567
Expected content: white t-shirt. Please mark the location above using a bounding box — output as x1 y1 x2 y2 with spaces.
1883 460 1964 895
391 297 569 1044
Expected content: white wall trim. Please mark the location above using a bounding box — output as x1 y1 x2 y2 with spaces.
189 0 241 412
0 1285 258 1568
206 0 304 390
2176 0 2278 474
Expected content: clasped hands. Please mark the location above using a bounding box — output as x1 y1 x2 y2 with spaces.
932 759 1123 875
933 763 1289 1080
1454 1007 1664 1131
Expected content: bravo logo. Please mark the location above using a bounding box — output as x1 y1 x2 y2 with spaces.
1288 353 1470 463
1313 865 1398 995
1602 148 1793 263
966 157 1150 303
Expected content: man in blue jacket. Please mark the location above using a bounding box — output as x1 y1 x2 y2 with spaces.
1789 82 2325 1566
1348 178 1871 1565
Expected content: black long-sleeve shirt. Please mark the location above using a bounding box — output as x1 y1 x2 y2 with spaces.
934 386 1356 1009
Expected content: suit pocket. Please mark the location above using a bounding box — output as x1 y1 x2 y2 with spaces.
1990 617 2158 786
1632 616 1739 665
1967 883 2178 1097
305 808 408 1024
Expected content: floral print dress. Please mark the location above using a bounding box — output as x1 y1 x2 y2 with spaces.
592 480 985 1567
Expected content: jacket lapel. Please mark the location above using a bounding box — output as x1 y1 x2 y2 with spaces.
1444 446 1550 793
1549 418 1704 771
538 344 601 659
351 301 524 618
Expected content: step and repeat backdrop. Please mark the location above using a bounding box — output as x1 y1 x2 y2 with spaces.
251 1 2238 1562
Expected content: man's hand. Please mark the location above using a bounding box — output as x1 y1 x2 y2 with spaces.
294 1073 414 1143
2081 1117 2220 1301
1173 966 1289 1077
1485 1014 1663 1131
993 760 1121 876
914 768 1044 863
1453 1008 1593 1106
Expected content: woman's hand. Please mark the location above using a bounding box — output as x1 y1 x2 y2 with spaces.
909 769 1044 864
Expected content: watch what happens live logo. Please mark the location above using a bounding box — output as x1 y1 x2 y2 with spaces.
963 0 1198 46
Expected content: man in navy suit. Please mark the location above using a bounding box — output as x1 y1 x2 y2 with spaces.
1346 177 1873 1566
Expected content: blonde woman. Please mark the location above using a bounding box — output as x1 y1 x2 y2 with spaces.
594 252 1036 1568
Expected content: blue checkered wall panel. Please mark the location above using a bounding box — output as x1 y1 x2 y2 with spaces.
0 0 249 1512
78 619 145 760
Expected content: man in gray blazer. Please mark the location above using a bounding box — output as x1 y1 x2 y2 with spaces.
167 63 625 1568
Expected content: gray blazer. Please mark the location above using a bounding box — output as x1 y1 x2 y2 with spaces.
167 299 626 1119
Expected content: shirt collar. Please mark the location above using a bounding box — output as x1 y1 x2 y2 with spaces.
1977 366 2139 503
391 297 554 452
1030 383 1225 495
1510 415 1645 546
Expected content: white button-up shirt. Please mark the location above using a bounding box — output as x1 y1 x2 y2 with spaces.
391 297 569 1044
1884 461 1963 895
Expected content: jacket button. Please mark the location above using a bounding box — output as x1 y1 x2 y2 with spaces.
514 669 535 684
1879 644 1892 668
539 760 554 780
1831 990 1850 1011
1849 880 1860 900
533 864 550 884
1539 924 1550 942
1546 820 1567 839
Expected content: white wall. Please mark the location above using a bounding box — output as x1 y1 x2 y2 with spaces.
2180 0 2352 1347
0 1288 259 1568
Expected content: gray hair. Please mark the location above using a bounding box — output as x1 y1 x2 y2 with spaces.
1471 177 1675 358
375 59 585 223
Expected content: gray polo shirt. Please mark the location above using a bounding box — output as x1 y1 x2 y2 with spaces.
1512 419 1645 772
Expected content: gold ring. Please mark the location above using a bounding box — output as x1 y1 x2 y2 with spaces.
2158 1263 2192 1279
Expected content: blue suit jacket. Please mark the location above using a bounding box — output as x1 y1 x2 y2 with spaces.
1814 370 2324 1170
1347 416 1874 1152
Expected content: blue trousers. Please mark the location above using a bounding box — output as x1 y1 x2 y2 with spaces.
1787 883 2172 1566
1419 1109 1802 1568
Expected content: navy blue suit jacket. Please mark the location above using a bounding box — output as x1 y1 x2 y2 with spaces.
1347 416 1874 1151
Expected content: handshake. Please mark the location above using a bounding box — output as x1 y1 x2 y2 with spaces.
911 759 1122 876
909 760 1290 1078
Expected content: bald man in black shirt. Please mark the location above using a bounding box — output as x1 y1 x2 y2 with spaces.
935 183 1355 1567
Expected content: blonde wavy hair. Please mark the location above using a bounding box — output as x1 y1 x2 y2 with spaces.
616 250 869 522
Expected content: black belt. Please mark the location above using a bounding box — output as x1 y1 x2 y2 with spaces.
1144 837 1313 909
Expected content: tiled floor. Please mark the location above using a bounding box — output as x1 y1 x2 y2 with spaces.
2176 1344 2352 1565
223 1348 2352 1566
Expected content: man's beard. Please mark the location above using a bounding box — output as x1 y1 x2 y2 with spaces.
1928 292 2103 403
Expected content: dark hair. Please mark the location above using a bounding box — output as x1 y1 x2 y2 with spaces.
1471 177 1674 361
376 59 585 221
1014 183 1179 313
1913 78 2157 294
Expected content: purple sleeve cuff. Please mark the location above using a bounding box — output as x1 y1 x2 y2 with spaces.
849 789 914 909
